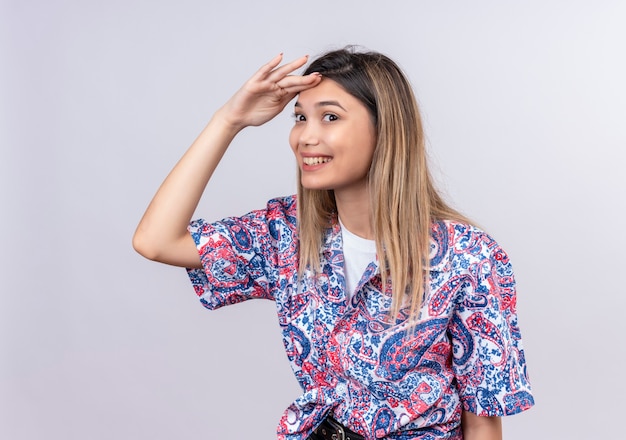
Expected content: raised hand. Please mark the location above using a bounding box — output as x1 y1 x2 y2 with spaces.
133 53 321 268
217 54 322 130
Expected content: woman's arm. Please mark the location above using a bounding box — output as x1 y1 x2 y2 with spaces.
132 54 321 268
461 411 502 440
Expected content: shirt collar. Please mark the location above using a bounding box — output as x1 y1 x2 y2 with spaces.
323 217 450 271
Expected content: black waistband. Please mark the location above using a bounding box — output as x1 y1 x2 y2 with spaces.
309 416 365 440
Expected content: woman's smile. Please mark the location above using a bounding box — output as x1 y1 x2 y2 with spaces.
301 155 332 166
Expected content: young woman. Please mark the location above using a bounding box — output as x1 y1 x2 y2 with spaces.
133 48 534 440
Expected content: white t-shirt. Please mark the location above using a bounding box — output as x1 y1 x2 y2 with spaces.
339 218 377 298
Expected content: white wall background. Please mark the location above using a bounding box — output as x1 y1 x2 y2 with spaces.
2 0 625 439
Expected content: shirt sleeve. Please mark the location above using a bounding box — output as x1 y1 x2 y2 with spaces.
186 197 297 310
449 230 534 416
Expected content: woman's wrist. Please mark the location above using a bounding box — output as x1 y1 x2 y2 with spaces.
211 106 249 135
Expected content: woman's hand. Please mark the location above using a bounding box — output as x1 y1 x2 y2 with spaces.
216 54 322 130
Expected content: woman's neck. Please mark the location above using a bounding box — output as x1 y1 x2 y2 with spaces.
334 186 373 240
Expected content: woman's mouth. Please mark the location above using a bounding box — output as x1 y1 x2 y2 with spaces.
302 156 332 166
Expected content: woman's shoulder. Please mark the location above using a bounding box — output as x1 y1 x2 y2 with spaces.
433 219 493 242
263 195 297 224
267 194 297 211
430 219 511 270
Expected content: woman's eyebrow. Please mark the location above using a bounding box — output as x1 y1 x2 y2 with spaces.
294 100 347 111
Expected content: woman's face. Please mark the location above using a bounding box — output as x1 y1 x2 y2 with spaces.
289 79 376 197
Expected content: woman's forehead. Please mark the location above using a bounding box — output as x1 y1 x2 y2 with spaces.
295 79 355 108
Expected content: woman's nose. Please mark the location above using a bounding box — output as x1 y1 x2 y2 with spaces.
297 122 320 147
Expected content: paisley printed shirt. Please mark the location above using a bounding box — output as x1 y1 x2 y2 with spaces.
187 195 534 439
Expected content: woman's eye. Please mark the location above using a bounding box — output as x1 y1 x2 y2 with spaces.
293 113 306 122
323 114 338 122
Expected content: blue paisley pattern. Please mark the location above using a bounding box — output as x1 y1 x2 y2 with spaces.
187 196 534 439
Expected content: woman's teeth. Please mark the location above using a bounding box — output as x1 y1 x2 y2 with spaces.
303 157 331 165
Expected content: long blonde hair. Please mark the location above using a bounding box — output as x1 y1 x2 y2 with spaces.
297 48 469 322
